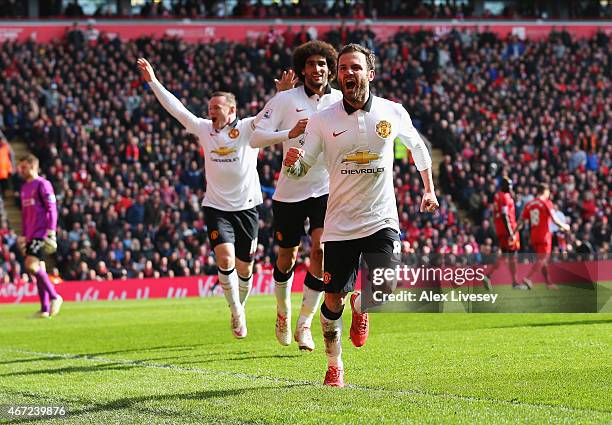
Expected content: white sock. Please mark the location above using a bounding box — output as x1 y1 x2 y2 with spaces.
297 286 323 329
219 268 241 316
320 309 343 369
353 292 362 314
274 273 294 315
238 274 252 307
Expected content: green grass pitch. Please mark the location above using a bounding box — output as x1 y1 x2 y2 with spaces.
0 295 611 424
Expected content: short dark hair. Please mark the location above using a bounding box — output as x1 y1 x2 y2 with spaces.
501 176 512 193
537 183 549 194
292 40 338 83
338 43 376 72
19 153 39 167
210 91 236 106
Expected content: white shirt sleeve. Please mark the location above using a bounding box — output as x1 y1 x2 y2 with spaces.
238 116 258 144
250 93 291 148
397 106 432 171
284 113 324 179
149 79 206 135
301 115 323 168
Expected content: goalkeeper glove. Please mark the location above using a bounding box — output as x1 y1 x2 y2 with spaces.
43 230 57 255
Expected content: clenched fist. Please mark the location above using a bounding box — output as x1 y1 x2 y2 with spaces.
288 118 309 139
420 192 439 213
284 147 304 167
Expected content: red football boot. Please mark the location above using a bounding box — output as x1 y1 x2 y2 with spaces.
323 366 344 387
349 292 369 348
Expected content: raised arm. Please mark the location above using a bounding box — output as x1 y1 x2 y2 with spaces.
397 107 438 213
274 69 298 92
137 58 202 134
250 78 309 149
251 118 309 149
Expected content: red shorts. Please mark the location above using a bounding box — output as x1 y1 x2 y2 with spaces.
500 237 520 252
532 241 552 254
496 228 520 252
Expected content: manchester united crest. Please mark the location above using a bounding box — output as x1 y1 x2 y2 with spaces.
375 120 392 138
229 128 240 139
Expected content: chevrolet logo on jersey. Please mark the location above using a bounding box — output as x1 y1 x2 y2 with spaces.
341 149 380 165
211 146 236 156
340 149 384 175
211 146 238 163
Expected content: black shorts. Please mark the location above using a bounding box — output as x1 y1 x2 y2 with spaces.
323 228 401 294
272 195 328 248
26 239 45 260
203 207 259 262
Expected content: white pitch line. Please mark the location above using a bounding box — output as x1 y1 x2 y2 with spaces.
1 348 608 416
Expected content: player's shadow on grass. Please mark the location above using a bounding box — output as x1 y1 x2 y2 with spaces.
77 343 211 357
182 353 303 364
0 351 299 370
123 352 301 364
3 384 309 424
490 318 612 329
0 362 141 378
0 356 64 366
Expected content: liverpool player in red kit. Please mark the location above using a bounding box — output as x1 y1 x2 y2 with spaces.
516 183 570 290
482 177 525 290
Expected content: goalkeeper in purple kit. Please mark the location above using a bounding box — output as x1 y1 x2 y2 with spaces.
17 154 62 318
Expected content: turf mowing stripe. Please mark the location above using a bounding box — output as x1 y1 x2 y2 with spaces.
2 348 609 416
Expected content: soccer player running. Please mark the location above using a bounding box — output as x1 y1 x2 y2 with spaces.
515 183 570 290
251 41 343 351
17 154 62 318
138 58 293 338
482 176 527 290
283 44 438 386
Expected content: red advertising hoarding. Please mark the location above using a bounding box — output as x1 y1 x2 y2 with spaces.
0 21 610 44
1 260 608 305
0 272 305 304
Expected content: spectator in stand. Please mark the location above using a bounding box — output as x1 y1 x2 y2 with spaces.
0 132 14 196
64 1 84 17
0 25 609 282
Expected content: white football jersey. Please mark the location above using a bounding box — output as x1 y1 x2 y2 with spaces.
150 80 262 211
294 95 432 242
255 85 343 202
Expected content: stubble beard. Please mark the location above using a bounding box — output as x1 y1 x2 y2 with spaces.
306 75 326 91
343 77 369 105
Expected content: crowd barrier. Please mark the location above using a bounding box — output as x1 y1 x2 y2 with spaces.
0 20 610 43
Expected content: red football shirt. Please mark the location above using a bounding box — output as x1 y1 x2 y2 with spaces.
521 198 554 244
493 192 517 238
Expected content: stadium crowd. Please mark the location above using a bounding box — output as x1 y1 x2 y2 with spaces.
2 0 610 19
0 23 609 282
